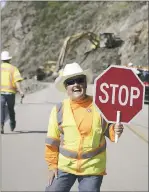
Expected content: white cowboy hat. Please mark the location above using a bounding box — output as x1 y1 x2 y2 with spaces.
1 51 12 60
55 62 92 92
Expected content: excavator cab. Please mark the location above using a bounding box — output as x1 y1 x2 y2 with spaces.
99 32 123 48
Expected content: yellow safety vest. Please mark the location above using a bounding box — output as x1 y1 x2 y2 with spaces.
46 99 108 175
1 63 23 93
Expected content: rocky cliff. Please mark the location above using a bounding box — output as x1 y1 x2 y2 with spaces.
1 1 148 82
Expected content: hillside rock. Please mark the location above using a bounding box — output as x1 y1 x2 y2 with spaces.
1 1 148 91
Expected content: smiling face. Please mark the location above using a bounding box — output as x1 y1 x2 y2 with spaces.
64 75 87 101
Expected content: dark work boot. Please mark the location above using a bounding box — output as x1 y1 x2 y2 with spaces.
1 125 4 134
10 121 16 131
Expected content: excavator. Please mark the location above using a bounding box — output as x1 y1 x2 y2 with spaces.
35 31 123 81
55 31 123 72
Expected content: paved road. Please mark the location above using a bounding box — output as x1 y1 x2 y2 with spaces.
126 104 148 142
1 83 148 191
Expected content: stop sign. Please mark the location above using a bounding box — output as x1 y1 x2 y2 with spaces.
93 65 145 123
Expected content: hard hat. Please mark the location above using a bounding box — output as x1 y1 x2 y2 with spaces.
1 51 12 60
128 62 133 67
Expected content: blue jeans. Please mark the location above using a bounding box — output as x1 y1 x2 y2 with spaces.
1 94 15 126
45 170 103 192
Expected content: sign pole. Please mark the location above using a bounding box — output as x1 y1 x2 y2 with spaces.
115 111 121 143
94 65 145 142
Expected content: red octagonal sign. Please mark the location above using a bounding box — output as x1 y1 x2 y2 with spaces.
93 65 145 124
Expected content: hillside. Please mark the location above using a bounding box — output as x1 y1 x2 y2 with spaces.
1 1 148 91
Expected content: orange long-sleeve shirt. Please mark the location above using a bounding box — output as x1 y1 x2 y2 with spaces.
45 96 115 173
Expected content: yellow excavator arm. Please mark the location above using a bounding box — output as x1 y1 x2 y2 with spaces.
56 32 100 71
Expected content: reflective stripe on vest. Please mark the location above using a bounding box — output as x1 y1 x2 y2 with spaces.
0 85 16 92
45 135 64 147
56 102 64 134
56 102 106 133
1 67 13 72
59 141 106 159
45 137 60 147
45 103 64 148
55 102 106 159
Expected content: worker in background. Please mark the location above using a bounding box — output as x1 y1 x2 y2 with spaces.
45 62 124 192
142 66 149 76
127 62 140 76
1 51 24 134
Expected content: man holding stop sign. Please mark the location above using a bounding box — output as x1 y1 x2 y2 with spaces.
94 65 145 142
45 63 124 192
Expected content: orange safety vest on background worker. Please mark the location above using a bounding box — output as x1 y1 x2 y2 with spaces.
45 97 115 175
1 62 23 93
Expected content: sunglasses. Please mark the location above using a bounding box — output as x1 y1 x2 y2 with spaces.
65 76 86 86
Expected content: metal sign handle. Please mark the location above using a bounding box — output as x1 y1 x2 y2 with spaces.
20 96 24 104
115 111 121 143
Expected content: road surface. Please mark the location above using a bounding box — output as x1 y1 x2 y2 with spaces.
1 83 148 191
